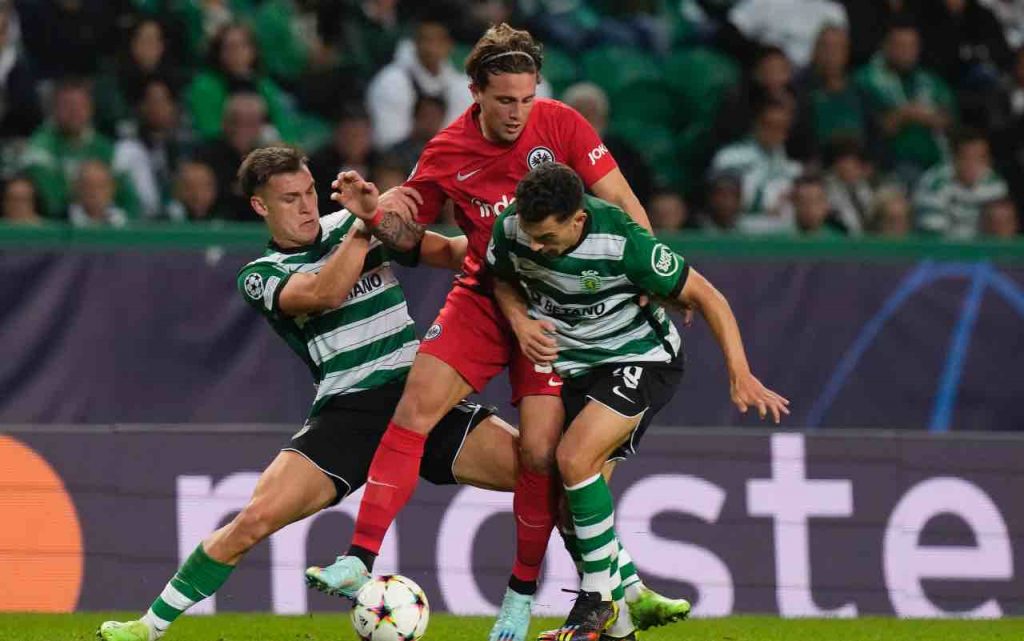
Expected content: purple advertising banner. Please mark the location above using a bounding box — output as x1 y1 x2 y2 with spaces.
1 251 1023 430
2 427 1023 617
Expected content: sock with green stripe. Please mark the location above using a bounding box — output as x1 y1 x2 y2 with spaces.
559 525 585 577
606 538 637 637
565 473 617 602
141 544 234 639
617 543 647 602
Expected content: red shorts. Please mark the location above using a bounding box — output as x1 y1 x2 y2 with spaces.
417 285 563 405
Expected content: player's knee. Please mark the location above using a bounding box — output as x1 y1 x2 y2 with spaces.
393 385 449 434
519 439 557 473
556 442 598 486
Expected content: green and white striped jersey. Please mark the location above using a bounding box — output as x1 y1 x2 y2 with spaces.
487 195 688 378
913 163 1008 239
237 210 418 415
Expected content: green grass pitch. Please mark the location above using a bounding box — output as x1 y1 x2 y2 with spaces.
3 613 1024 641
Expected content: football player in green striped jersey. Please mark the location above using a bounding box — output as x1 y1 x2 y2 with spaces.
488 162 789 641
97 148 522 641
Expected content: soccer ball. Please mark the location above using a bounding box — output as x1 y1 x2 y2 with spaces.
350 575 430 641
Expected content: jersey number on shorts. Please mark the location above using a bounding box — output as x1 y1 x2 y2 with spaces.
615 366 644 389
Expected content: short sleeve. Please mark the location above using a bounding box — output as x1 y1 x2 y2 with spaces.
621 220 689 298
238 262 292 316
404 148 449 225
485 210 518 282
558 104 619 187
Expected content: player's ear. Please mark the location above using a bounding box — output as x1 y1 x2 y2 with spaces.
250 195 269 219
469 82 482 103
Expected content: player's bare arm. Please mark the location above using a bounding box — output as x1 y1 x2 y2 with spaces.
493 277 558 365
276 182 376 316
368 185 428 252
332 173 426 252
419 232 469 270
590 167 653 231
677 268 790 423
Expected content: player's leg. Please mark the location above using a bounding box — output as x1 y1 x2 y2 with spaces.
345 352 473 566
539 400 641 641
601 461 691 633
489 354 565 641
309 289 507 597
449 413 520 491
99 450 337 641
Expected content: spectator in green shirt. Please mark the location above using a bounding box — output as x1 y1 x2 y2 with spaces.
799 25 867 157
185 22 299 143
855 18 956 183
913 127 1008 238
21 78 139 219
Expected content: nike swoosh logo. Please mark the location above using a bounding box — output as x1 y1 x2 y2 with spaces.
548 377 563 387
367 477 399 489
456 168 482 181
612 386 635 404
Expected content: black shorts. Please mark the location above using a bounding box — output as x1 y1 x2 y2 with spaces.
283 381 496 505
562 355 684 462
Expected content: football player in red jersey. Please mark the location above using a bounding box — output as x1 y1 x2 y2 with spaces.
305 24 688 641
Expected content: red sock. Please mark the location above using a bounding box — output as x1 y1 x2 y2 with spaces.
511 469 559 585
351 422 426 554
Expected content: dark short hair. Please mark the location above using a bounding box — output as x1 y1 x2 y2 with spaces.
237 146 307 197
793 172 825 190
951 126 988 154
823 134 866 167
208 22 260 73
414 95 447 116
887 14 919 35
755 45 789 66
465 23 543 90
515 162 584 224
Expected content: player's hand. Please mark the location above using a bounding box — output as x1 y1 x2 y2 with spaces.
513 318 558 365
379 186 424 220
332 171 379 220
730 371 790 424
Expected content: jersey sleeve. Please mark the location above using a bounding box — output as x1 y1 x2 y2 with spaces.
621 220 690 298
403 147 449 225
485 209 518 282
237 262 292 317
557 104 619 187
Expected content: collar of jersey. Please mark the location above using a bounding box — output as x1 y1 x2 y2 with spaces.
268 226 323 254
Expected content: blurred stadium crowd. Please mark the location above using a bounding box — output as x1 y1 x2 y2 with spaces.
0 0 1021 239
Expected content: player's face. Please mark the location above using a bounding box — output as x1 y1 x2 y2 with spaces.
521 210 587 256
254 165 319 248
472 72 538 144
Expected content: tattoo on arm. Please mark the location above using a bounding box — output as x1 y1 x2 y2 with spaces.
371 210 426 251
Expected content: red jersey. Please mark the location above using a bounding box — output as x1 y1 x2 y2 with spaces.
405 98 618 291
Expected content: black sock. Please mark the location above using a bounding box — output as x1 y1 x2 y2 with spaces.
346 544 377 572
508 575 538 596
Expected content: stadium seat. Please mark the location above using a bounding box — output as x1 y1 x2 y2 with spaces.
608 120 684 190
662 47 740 123
450 42 473 69
581 46 662 95
540 45 578 97
610 79 679 130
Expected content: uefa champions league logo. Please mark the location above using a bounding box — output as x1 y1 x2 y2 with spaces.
244 273 265 300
